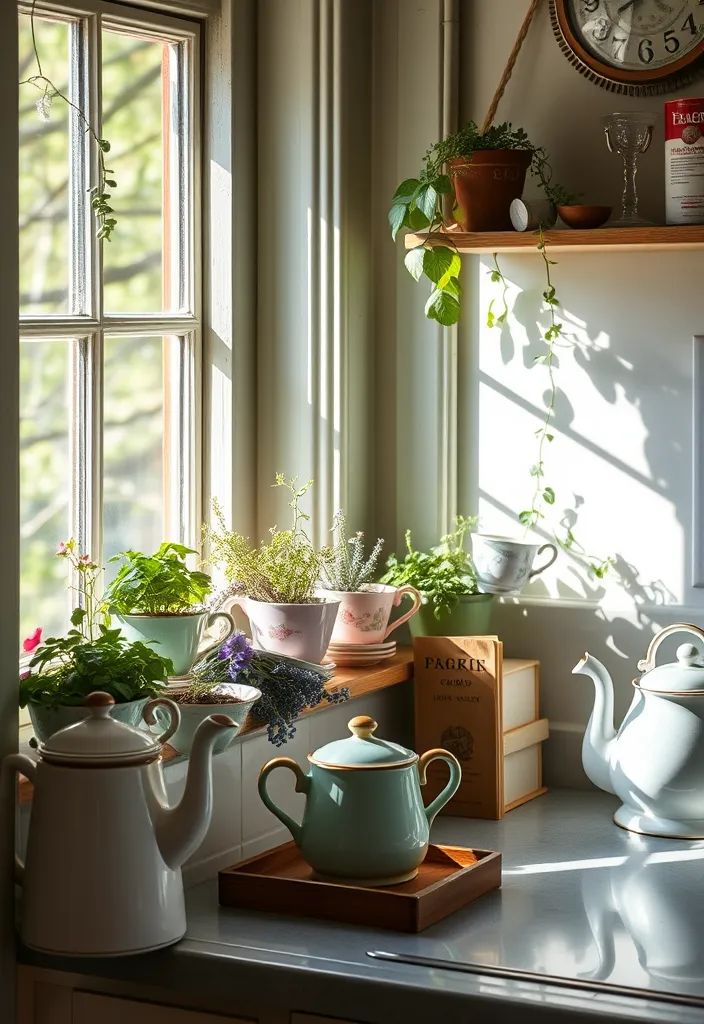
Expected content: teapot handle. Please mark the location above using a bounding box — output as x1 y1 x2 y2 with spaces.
142 697 181 745
637 623 704 672
258 758 310 845
5 753 37 885
418 748 462 827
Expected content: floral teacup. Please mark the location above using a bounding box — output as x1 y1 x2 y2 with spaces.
324 584 422 645
230 597 341 664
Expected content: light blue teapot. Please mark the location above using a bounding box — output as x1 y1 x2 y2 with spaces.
258 715 461 886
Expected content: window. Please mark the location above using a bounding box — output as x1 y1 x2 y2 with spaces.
19 1 201 649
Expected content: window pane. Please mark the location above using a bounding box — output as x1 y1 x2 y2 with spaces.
103 336 166 572
20 340 72 649
101 30 172 313
19 14 72 315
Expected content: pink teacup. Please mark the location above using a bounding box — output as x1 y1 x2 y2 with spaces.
324 584 422 645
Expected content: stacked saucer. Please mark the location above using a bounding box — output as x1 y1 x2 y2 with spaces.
326 639 396 667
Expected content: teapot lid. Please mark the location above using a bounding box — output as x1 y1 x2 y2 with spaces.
39 692 162 765
308 716 417 769
640 643 704 693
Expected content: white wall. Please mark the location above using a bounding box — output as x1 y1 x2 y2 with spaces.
458 0 704 784
372 0 704 787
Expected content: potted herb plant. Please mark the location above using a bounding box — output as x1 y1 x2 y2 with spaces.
319 510 420 644
163 633 262 755
21 540 173 742
205 476 340 665
105 542 234 679
380 517 493 637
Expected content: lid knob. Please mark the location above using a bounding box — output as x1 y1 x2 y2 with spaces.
677 643 700 667
84 691 115 718
349 716 377 739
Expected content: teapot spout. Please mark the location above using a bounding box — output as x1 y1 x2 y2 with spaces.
572 653 617 795
156 714 238 870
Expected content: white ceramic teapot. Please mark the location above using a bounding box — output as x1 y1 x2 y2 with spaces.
5 691 238 956
574 623 704 838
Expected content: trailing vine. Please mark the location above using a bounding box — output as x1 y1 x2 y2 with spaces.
20 0 117 240
488 233 613 580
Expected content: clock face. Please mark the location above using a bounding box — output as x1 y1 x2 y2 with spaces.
552 0 704 91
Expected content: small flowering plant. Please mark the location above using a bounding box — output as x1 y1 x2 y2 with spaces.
20 540 173 709
189 632 349 746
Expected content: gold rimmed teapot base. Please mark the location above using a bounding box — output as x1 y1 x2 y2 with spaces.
311 866 419 888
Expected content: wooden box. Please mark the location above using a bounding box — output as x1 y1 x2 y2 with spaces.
218 843 502 932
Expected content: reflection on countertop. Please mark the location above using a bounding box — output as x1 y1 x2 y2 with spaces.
20 790 704 1024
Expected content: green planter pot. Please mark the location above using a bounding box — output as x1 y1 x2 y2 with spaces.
408 594 494 637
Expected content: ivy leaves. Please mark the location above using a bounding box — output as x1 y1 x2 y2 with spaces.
389 174 462 327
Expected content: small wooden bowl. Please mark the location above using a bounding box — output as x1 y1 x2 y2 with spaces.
557 205 612 229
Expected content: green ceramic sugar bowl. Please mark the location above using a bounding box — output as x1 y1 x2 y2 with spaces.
258 715 461 886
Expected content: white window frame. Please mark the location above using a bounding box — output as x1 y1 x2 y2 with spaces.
19 0 202 610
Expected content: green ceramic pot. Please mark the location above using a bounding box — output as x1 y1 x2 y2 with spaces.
115 610 235 677
409 594 494 638
164 683 262 755
258 715 461 885
28 697 151 745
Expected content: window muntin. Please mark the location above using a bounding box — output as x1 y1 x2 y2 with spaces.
18 2 200 651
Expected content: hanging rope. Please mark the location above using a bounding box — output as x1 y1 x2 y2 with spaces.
482 0 543 132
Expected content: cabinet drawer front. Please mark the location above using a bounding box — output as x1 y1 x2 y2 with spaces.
73 992 254 1024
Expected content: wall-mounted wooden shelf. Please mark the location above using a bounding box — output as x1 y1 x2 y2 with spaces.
404 225 704 254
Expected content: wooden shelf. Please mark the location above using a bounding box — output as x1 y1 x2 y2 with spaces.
18 648 414 803
404 225 704 254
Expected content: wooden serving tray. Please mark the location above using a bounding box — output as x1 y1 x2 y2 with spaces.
218 843 501 932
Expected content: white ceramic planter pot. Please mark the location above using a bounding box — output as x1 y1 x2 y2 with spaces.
165 683 262 756
231 597 340 664
28 697 151 745
324 584 421 644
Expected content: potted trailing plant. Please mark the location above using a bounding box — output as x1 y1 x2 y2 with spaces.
105 542 234 679
319 510 420 645
206 476 340 665
21 540 173 742
380 517 493 637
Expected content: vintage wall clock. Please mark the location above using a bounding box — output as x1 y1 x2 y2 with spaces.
550 0 704 94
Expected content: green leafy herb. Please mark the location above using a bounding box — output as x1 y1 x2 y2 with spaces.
105 542 213 615
380 516 478 619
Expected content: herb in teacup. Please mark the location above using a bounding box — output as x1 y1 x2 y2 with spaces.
320 510 384 593
105 542 212 615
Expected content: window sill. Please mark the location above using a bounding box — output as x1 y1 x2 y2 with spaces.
18 647 414 803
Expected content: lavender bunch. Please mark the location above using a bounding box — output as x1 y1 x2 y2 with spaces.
192 633 348 747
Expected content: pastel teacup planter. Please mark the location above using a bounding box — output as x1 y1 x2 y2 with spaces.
325 583 421 645
105 542 230 678
232 597 340 665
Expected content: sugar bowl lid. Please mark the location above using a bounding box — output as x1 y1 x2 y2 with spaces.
39 692 163 765
309 716 417 769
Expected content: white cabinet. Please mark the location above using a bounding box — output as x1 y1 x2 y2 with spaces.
73 992 253 1024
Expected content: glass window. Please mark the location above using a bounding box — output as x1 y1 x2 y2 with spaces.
18 2 200 653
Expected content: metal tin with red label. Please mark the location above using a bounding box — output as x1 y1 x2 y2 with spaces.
665 97 704 225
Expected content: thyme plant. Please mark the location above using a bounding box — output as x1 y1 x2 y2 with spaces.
320 510 384 592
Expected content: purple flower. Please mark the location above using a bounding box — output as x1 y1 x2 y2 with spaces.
218 631 254 678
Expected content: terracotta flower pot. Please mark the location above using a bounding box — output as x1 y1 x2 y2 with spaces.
450 150 532 231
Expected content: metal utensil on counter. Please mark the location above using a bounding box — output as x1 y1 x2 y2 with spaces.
366 951 704 1011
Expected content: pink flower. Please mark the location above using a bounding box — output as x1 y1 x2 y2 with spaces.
23 627 42 654
20 671 29 680
56 542 68 555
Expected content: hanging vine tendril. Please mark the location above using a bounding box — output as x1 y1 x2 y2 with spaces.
488 232 613 580
20 0 117 240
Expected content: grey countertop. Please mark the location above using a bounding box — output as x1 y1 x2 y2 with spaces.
21 790 704 1024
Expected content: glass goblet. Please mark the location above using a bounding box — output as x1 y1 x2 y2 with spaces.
603 111 657 228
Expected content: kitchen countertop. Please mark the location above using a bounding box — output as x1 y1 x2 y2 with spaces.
20 790 704 1024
